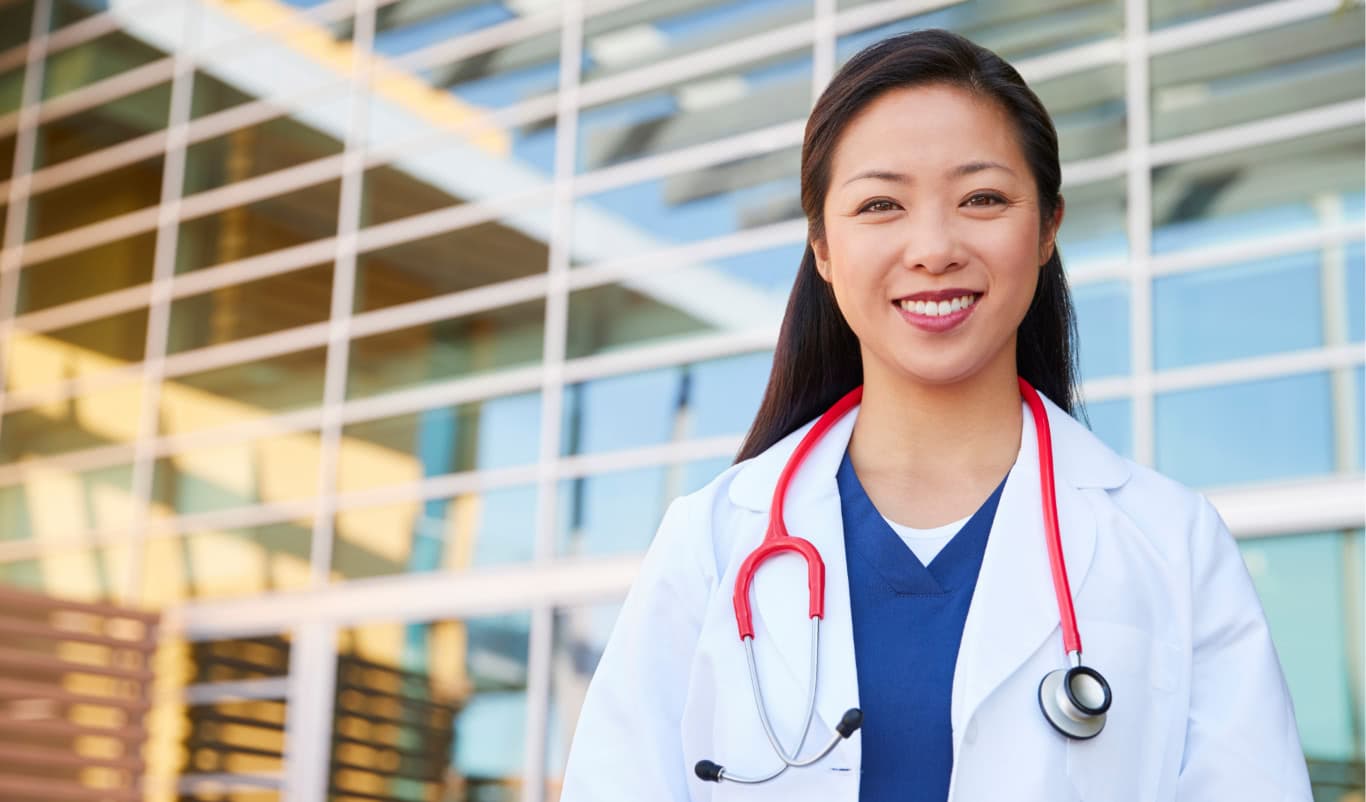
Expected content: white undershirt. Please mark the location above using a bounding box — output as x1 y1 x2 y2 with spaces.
881 513 971 565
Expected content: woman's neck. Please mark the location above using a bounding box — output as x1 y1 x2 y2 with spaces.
846 350 1023 527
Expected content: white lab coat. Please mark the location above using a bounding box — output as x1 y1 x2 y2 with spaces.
559 394 1312 801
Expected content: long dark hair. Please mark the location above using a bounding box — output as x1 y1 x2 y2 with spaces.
736 28 1080 463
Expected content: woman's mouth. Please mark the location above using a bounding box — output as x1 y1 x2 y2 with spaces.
893 291 982 333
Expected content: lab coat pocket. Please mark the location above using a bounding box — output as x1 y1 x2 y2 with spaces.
1065 620 1181 802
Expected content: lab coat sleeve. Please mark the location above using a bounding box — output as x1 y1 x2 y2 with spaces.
1175 497 1312 802
559 492 715 801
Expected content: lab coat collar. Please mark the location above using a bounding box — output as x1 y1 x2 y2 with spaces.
725 391 1130 750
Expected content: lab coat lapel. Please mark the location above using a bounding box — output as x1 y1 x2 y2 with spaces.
949 397 1104 753
739 407 862 745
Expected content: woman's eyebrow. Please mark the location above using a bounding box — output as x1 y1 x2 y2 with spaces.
841 161 1016 187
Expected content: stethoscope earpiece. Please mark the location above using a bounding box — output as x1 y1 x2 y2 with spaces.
1038 662 1111 740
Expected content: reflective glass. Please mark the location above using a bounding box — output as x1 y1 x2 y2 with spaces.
183 111 346 194
0 541 132 601
376 20 559 110
582 0 811 82
0 133 13 181
331 484 537 580
545 601 621 800
337 392 540 493
49 0 122 28
1342 240 1363 344
140 521 315 606
372 0 538 58
0 67 20 117
566 243 800 358
0 380 141 461
1152 0 1288 29
175 179 342 273
16 230 156 313
576 48 811 173
0 0 33 51
354 208 552 311
5 307 148 390
41 29 166 99
192 12 357 103
1151 126 1365 254
188 68 257 119
1073 280 1129 380
34 81 171 168
1082 396 1131 459
1154 251 1322 370
1059 177 1127 273
25 155 163 240
557 457 731 557
332 613 531 801
167 263 334 352
150 429 322 517
1353 366 1364 472
345 300 545 400
361 137 554 223
1238 530 1364 774
158 347 327 436
835 0 1122 61
1155 372 1334 488
571 146 801 264
1151 9 1365 142
562 351 771 456
0 461 135 542
1034 64 1126 161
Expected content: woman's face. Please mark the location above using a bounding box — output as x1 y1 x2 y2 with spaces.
813 83 1063 389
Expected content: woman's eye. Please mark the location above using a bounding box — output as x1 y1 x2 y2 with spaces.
860 199 898 213
965 193 1005 207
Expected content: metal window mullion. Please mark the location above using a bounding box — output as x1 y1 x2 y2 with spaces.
813 0 836 97
1124 0 1154 467
525 4 584 801
0 0 51 471
282 619 340 802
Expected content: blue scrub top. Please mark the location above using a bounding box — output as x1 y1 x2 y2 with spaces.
837 450 1005 802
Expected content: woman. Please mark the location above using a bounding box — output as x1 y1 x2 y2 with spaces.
559 29 1309 802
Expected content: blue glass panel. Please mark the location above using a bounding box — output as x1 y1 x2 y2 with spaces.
1155 372 1335 488
1083 398 1132 459
1353 366 1364 471
1058 177 1127 269
681 456 734 495
557 466 670 556
373 1 513 56
1346 241 1363 343
689 351 772 439
1154 251 1322 370
1073 281 1130 380
562 368 681 456
1238 530 1364 762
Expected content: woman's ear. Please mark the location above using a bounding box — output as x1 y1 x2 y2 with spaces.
1040 196 1065 264
811 238 832 283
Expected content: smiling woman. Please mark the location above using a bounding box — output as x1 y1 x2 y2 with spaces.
559 28 1311 802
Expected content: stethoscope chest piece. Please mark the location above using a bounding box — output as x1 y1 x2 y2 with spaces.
1038 663 1111 740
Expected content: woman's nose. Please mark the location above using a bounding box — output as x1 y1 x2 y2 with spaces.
900 211 962 274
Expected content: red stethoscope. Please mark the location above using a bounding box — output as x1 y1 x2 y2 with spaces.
696 377 1111 785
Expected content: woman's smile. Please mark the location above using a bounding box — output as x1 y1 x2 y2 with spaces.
893 289 983 333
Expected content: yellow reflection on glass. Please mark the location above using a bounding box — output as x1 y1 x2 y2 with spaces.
150 431 322 517
140 521 314 607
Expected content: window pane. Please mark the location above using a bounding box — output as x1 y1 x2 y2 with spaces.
572 146 801 264
17 230 156 313
34 80 171 168
372 0 537 58
545 601 621 800
42 29 165 99
1154 251 1322 370
1059 176 1127 272
1238 530 1364 772
337 391 541 492
159 347 328 436
1151 126 1365 254
151 429 322 516
184 111 346 194
0 542 132 600
1151 9 1365 142
25 155 163 240
1083 397 1131 459
1341 240 1363 344
188 68 257 119
331 613 530 801
0 0 33 51
1152 0 1292 29
176 180 341 273
836 0 1122 61
1032 63 1126 162
557 457 725 557
1155 372 1334 488
140 521 315 605
354 208 552 311
0 380 141 460
576 49 811 173
1073 280 1129 380
331 484 537 580
0 65 22 116
565 243 799 358
582 0 811 82
167 264 334 352
345 300 545 400
6 307 148 389
0 462 135 542
0 133 13 183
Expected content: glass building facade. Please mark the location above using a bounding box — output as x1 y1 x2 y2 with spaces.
0 0 1360 799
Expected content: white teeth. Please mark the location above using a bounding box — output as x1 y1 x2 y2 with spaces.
915 300 928 314
937 300 951 315
899 294 979 316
